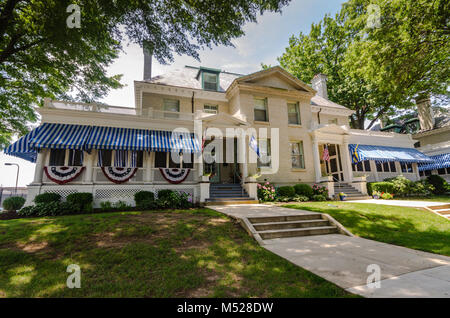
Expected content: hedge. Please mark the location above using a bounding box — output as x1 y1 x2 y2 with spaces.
34 192 61 204
370 182 395 194
294 184 313 198
277 186 295 198
2 196 26 211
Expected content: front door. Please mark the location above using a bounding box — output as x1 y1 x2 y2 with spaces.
321 144 344 181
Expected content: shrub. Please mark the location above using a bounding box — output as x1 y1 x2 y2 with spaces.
277 186 295 198
312 184 328 197
18 205 37 216
66 193 93 212
257 182 276 202
371 182 395 194
276 196 291 202
156 191 184 209
292 195 309 202
426 175 447 194
34 192 61 204
134 191 155 206
100 201 113 211
312 194 327 201
380 192 394 200
113 201 130 210
2 196 26 211
367 182 374 196
137 199 159 210
387 175 413 197
158 189 175 200
294 184 313 198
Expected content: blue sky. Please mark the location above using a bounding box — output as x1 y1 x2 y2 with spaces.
0 0 345 187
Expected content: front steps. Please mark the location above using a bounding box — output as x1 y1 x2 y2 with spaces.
206 183 258 205
334 182 371 200
426 204 450 219
247 214 339 240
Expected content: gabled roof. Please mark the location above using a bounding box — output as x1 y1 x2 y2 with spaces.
145 65 350 110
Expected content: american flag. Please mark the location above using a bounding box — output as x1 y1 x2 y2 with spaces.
322 145 330 161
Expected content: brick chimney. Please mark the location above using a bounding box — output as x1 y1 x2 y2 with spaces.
311 74 328 99
415 94 435 131
143 48 152 81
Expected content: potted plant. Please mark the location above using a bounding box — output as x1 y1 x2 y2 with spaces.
372 191 380 199
339 192 347 201
202 172 211 182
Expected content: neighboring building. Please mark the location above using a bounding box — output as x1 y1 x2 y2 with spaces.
4 61 434 206
371 99 450 182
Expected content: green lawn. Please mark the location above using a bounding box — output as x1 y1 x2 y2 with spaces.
0 209 354 298
395 195 450 203
283 202 450 256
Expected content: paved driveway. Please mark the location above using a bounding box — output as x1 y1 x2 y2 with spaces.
209 204 450 298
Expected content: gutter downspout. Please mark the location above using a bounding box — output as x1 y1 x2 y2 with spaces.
317 108 322 125
191 91 195 113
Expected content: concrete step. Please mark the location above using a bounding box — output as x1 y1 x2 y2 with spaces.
248 214 322 224
436 209 450 215
205 199 259 206
258 226 338 240
207 197 251 201
429 204 450 210
252 219 330 231
343 196 372 200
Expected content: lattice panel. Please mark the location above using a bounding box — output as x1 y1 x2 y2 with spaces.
95 188 142 200
42 189 79 200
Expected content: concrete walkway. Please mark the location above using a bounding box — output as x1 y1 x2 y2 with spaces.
349 199 445 207
209 204 450 298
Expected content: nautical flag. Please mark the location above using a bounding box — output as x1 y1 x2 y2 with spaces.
322 145 330 161
201 128 207 152
250 135 260 157
351 144 360 164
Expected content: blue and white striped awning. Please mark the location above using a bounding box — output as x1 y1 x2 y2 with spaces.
86 126 151 151
3 127 42 162
149 130 200 153
29 123 92 150
418 153 450 171
349 144 432 164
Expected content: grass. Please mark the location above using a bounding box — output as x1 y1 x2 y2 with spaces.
394 195 450 203
0 208 354 298
283 202 450 256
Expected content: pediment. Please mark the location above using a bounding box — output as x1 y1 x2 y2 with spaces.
201 112 249 126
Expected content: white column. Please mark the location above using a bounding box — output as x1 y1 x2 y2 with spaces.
370 160 379 181
32 150 45 184
342 137 353 182
145 152 153 183
414 163 420 181
238 135 247 182
312 137 322 182
83 151 94 183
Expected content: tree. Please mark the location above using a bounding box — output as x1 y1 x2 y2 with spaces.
0 0 290 148
342 0 449 107
278 14 407 129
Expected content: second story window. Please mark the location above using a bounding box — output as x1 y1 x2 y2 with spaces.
202 72 219 91
254 98 268 122
163 99 180 119
257 139 271 168
287 102 300 125
204 104 218 114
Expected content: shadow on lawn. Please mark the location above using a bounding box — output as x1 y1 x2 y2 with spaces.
0 210 352 298
284 204 450 257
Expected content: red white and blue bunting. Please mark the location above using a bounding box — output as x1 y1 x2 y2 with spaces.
44 166 85 185
159 168 190 184
101 166 137 184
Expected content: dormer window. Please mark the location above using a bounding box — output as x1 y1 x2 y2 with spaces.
202 72 218 91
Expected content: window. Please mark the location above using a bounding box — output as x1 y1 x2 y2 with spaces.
132 151 144 168
154 152 192 168
425 170 432 176
376 161 383 172
419 170 424 177
204 104 218 114
447 167 450 174
389 161 396 172
352 160 371 172
202 72 218 91
49 149 66 166
68 150 83 166
438 168 446 175
400 162 413 173
377 161 397 173
290 141 305 169
163 99 180 118
257 139 271 168
98 150 112 166
254 98 268 122
287 102 300 125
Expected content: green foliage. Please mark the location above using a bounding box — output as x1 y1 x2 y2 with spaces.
114 201 130 210
2 196 25 211
277 186 295 198
34 193 61 204
66 193 93 212
158 190 175 201
426 175 447 195
367 182 374 196
134 191 155 207
380 193 393 200
0 0 290 148
294 184 313 198
385 175 413 197
312 184 328 197
312 194 327 202
371 182 395 194
17 201 79 217
257 182 276 202
100 201 113 211
292 195 309 202
156 191 192 209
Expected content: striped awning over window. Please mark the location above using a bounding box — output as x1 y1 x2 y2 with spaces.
86 126 151 151
418 153 450 172
3 127 42 162
29 123 92 150
149 130 200 153
349 144 432 164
